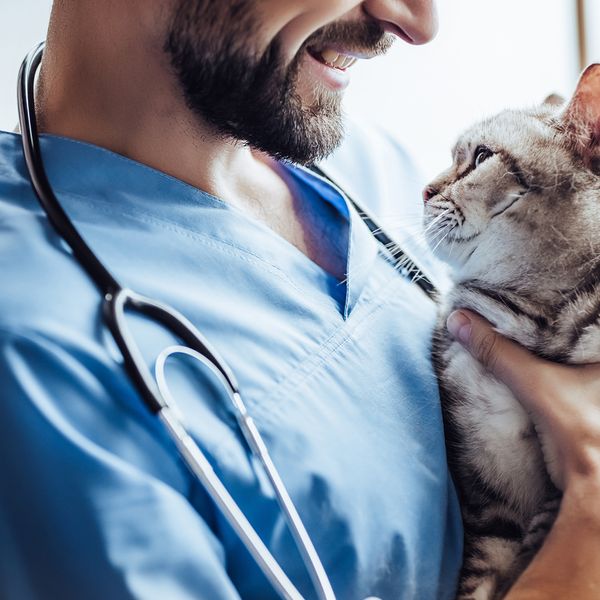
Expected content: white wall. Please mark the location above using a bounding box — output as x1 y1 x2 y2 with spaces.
344 0 580 179
0 1 584 179
0 1 52 132
584 0 600 64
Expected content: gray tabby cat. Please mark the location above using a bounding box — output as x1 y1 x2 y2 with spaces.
423 63 600 600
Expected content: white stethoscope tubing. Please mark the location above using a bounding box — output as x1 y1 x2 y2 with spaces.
159 407 304 600
155 346 336 600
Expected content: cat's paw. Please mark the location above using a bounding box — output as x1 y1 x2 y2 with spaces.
456 585 494 600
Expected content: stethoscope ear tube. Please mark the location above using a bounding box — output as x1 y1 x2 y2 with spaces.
308 165 438 301
103 287 242 414
159 407 306 600
18 42 121 298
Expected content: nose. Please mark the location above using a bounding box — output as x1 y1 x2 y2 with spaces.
362 0 438 45
423 185 438 203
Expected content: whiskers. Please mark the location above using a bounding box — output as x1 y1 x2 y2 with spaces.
430 227 453 256
423 204 470 264
424 207 455 242
383 208 454 281
339 206 457 286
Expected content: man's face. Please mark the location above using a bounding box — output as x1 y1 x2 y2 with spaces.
165 0 437 164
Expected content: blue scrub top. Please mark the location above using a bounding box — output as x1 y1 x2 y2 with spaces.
0 123 461 600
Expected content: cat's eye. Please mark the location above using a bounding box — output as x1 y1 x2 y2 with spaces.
474 146 494 168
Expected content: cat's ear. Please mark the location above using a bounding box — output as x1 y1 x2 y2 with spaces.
560 64 600 166
543 93 565 106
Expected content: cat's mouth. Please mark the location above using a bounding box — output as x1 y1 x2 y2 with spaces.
424 206 463 241
423 204 482 266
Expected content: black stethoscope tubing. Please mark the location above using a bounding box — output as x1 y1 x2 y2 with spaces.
18 42 241 414
308 165 437 299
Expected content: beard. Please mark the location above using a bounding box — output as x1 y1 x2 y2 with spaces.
165 1 393 164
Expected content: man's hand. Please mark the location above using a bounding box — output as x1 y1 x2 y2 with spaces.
447 309 600 492
447 309 600 598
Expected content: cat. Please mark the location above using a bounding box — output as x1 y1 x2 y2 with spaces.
423 63 600 600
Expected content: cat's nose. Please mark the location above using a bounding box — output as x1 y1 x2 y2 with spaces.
423 185 438 203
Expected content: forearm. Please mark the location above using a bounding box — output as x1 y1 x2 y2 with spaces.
506 477 600 599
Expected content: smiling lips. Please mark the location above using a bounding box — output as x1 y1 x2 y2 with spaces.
309 48 359 71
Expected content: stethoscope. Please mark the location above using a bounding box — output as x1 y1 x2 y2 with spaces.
17 41 437 600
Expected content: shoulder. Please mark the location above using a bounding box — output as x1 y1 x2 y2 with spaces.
0 130 38 214
0 131 100 337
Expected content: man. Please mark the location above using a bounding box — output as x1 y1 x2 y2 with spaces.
1 1 599 598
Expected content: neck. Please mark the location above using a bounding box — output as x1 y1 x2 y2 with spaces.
34 1 350 280
36 1 290 213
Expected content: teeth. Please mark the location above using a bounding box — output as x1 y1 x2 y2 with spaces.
320 49 341 66
319 49 357 70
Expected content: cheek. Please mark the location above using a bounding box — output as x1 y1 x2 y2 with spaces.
448 181 488 223
454 171 519 221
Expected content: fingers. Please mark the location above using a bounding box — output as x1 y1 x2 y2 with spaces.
447 309 600 493
446 309 552 411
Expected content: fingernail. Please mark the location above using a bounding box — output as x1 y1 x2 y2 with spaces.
447 311 472 344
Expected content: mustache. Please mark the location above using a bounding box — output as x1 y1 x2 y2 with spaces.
301 18 395 57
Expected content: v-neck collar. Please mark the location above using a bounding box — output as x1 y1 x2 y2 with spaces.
289 164 379 319
9 132 379 320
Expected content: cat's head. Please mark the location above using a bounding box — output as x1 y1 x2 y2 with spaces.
423 64 600 297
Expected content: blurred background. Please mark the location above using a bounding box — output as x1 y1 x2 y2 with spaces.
0 0 597 179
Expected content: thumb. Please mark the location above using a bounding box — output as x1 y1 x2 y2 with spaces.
446 309 548 408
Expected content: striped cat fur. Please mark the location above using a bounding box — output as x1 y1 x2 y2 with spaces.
423 64 600 599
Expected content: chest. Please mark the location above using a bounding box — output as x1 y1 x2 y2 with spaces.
42 165 462 598
434 285 600 518
113 238 461 599
184 264 459 599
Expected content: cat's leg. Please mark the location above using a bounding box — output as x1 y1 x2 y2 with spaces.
458 502 559 600
456 504 524 600
494 494 561 598
456 535 521 600
519 494 560 561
